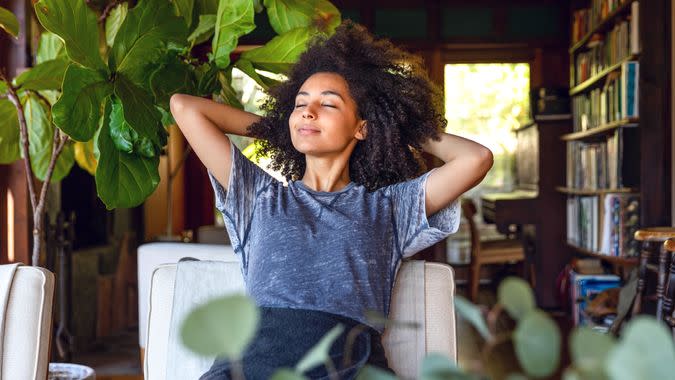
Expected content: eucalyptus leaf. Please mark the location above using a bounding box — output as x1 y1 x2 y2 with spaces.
0 99 20 164
513 310 561 379
420 354 475 380
570 327 615 379
173 0 195 28
454 296 491 340
239 27 313 74
180 294 260 358
113 74 162 146
34 0 107 72
36 32 66 64
356 365 398 380
498 277 535 321
14 59 69 91
73 140 97 175
52 64 113 142
110 0 188 88
605 317 675 380
96 97 160 209
263 0 340 35
504 373 529 380
270 369 309 380
188 14 216 46
23 94 74 182
295 324 344 374
0 6 19 38
105 2 128 48
212 0 256 69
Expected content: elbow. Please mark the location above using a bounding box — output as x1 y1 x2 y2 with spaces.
477 146 494 175
169 93 187 116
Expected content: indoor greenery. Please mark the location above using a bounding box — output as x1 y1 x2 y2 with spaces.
181 277 675 380
0 0 340 264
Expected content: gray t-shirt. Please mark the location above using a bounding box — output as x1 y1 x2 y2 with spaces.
209 142 460 331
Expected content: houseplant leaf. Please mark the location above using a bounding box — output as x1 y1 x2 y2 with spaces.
498 277 535 321
105 2 128 48
149 57 196 109
233 58 280 91
14 59 69 91
173 0 195 28
569 327 615 380
73 140 97 175
52 63 113 142
263 0 340 35
188 14 216 46
0 6 19 38
96 97 159 209
36 31 67 64
181 294 259 358
23 94 74 182
454 296 491 340
513 310 561 378
212 0 255 69
239 27 313 74
34 0 107 72
295 324 344 374
109 0 188 89
113 74 163 147
0 99 20 164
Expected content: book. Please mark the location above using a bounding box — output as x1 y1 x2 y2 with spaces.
569 270 621 326
621 61 639 118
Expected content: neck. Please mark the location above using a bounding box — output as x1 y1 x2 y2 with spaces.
301 152 353 192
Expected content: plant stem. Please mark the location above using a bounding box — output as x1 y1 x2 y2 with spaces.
5 83 37 211
231 359 245 380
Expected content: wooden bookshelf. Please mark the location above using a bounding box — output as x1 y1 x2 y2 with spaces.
561 118 638 141
567 242 638 266
569 0 638 54
556 187 638 195
569 53 639 96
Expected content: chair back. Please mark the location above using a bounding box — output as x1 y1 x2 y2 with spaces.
143 258 457 379
0 264 55 380
461 198 481 257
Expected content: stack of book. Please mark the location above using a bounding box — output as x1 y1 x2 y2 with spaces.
569 269 621 330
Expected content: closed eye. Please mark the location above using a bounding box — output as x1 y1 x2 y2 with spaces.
295 104 306 108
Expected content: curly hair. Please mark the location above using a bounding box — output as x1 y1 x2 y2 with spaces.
248 20 447 191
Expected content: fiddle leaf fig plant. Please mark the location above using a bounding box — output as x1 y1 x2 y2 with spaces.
0 0 341 265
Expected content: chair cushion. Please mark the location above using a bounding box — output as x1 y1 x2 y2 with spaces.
1 266 54 380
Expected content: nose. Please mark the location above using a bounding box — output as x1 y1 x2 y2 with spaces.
302 104 316 119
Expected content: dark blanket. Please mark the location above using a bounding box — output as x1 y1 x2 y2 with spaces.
199 307 394 380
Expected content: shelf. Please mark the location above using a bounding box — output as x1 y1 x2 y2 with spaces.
567 242 638 266
556 187 639 195
561 118 639 141
570 54 639 96
569 0 637 54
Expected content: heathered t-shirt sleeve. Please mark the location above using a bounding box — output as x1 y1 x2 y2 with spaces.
387 169 461 258
208 141 276 262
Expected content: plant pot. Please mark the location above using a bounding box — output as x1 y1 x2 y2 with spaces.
48 363 95 380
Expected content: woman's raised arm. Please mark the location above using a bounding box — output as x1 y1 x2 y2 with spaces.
169 94 262 187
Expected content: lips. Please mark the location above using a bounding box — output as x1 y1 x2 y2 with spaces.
297 124 320 135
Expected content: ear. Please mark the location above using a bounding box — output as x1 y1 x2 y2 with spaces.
355 120 367 140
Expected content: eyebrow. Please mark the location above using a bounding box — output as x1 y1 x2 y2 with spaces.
296 90 345 101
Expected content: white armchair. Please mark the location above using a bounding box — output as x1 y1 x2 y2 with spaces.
0 264 55 380
138 243 458 379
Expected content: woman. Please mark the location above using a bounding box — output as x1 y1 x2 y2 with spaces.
170 21 493 380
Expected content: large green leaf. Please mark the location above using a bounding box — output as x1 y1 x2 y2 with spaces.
0 100 20 164
110 0 188 88
195 62 221 96
113 74 163 147
196 0 219 14
188 14 216 46
149 57 195 109
105 2 128 48
181 294 260 358
239 27 313 74
0 80 7 94
498 277 535 321
0 6 19 38
36 32 67 64
52 64 112 142
108 97 157 158
23 94 74 182
34 0 107 72
513 310 561 379
73 140 97 175
217 68 244 109
233 58 280 91
14 59 69 91
96 97 159 209
212 0 255 69
173 0 195 28
295 324 344 374
606 317 675 380
263 0 340 35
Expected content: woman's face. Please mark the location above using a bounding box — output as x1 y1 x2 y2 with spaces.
288 72 366 157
